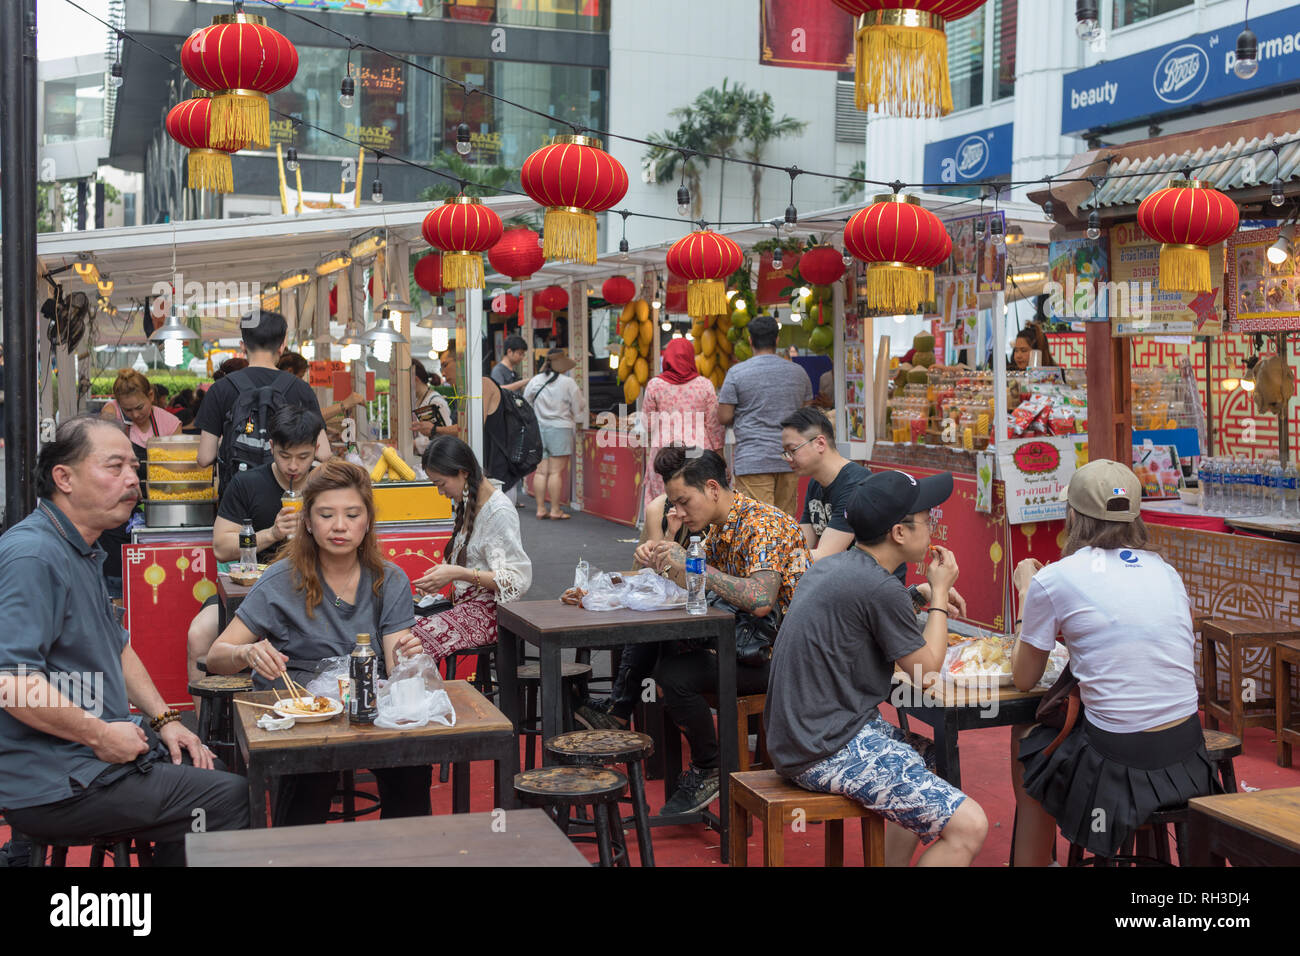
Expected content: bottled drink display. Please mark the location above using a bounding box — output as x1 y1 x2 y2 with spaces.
1284 460 1300 519
1268 459 1284 515
239 518 257 573
348 633 378 725
685 536 707 615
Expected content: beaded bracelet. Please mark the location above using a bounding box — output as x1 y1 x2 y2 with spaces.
150 709 182 732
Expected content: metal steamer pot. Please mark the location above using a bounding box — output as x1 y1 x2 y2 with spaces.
144 499 216 528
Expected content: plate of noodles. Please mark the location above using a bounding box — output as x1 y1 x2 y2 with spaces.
272 695 343 722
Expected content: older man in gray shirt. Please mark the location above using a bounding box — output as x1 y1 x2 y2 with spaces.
0 417 247 865
717 313 813 516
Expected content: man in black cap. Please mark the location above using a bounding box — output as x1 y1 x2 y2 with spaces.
764 469 988 866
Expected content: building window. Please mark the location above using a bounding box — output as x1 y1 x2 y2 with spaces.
441 0 609 32
945 0 1015 113
124 193 136 228
42 74 106 144
1112 0 1193 29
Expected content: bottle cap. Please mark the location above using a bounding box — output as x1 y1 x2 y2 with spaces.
690 535 700 542
355 633 371 645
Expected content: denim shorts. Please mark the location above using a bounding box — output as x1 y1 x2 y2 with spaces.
794 716 967 844
539 425 573 458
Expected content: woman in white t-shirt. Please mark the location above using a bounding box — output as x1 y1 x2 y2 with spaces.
523 349 585 520
1009 459 1220 865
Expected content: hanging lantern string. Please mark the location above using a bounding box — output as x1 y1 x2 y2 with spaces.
66 0 1296 230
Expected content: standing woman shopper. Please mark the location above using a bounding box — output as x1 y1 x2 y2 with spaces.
412 436 531 662
639 337 723 512
524 348 585 520
1009 459 1220 865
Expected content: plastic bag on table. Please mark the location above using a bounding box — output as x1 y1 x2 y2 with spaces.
305 657 350 702
560 562 628 610
623 568 687 611
375 652 456 730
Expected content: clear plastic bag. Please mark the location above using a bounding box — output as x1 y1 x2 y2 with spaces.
305 657 350 702
623 568 687 611
375 653 456 730
565 563 686 612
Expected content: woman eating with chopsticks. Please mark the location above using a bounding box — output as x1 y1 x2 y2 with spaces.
207 459 429 826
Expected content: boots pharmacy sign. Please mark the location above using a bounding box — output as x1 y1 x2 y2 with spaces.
1061 5 1300 134
922 124 1014 186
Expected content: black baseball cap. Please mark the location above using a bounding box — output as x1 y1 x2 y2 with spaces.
845 470 954 541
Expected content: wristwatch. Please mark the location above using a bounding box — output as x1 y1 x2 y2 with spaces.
907 585 926 610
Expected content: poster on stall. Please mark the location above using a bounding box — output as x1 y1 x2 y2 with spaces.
1109 221 1224 335
936 210 1006 294
1046 236 1110 321
936 275 978 331
1226 226 1300 332
998 435 1087 525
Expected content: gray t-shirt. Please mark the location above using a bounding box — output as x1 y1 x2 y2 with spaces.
490 362 519 388
765 547 924 778
717 354 813 475
236 559 415 689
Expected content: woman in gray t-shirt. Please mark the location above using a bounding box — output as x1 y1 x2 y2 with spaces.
208 459 427 826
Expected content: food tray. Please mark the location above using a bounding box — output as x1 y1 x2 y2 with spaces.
146 435 201 462
147 483 217 502
147 462 213 483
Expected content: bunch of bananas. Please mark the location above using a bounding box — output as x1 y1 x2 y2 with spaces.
615 299 654 404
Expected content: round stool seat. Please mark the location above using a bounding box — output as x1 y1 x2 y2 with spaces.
1202 728 1242 761
514 767 627 807
188 674 253 696
517 662 592 681
545 729 654 766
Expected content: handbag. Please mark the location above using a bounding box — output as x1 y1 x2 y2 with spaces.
709 596 780 667
1033 663 1082 758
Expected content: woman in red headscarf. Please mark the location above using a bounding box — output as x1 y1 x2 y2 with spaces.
638 336 724 511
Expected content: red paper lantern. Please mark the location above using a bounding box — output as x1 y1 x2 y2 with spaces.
830 1 987 117
165 96 245 194
488 227 545 281
844 194 948 313
665 230 743 318
1136 178 1239 293
180 12 298 148
536 285 570 312
491 292 520 317
421 197 504 290
799 245 848 286
521 135 629 264
413 254 444 295
602 275 637 306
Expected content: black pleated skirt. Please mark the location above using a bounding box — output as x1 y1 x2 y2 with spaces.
1018 714 1222 858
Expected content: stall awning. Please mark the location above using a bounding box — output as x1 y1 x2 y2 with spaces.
1030 108 1300 227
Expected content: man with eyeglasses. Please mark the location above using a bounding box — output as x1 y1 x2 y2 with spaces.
765 469 988 866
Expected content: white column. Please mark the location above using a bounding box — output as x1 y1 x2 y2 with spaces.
390 239 413 464
863 114 931 192
465 287 484 465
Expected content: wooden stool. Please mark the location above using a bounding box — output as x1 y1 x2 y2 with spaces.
545 729 656 867
187 673 253 772
14 832 152 868
1200 619 1296 740
517 661 593 770
736 694 769 771
728 769 885 867
1066 728 1243 867
442 643 497 699
514 767 629 867
1275 639 1300 768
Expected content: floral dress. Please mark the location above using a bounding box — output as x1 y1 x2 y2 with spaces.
414 487 532 662
640 375 724 509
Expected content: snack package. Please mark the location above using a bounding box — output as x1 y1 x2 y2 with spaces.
1010 394 1050 437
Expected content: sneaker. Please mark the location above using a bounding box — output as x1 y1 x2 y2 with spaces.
660 764 720 816
574 703 624 731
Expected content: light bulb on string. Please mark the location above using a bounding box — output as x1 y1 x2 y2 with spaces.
456 123 472 156
339 74 355 109
1087 210 1101 241
677 185 691 217
842 251 853 268
1075 0 1102 42
990 217 1005 250
1044 198 1054 222
1272 179 1285 207
661 320 672 332
773 248 783 269
785 203 798 225
618 238 629 260
1234 27 1259 80
109 62 123 89
285 146 299 172
371 177 383 203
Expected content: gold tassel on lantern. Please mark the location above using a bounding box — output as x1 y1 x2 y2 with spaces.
687 279 727 319
442 251 485 290
187 149 234 193
210 91 271 149
854 11 953 118
543 207 598 265
917 267 936 307
1158 243 1212 294
866 263 926 314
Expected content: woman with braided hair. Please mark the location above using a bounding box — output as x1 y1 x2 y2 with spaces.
412 436 532 662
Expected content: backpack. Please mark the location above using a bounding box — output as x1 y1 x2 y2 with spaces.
491 380 546 481
217 369 298 490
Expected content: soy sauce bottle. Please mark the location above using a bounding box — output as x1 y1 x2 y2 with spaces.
348 633 378 725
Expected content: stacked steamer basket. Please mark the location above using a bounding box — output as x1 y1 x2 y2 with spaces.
145 435 217 527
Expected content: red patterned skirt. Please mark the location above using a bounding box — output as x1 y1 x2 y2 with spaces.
413 586 498 664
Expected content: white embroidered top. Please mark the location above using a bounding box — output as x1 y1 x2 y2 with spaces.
449 488 532 604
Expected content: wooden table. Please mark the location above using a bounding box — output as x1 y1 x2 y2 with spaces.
496 600 738 859
234 681 515 828
1188 787 1300 866
186 808 589 866
891 674 1048 790
216 572 252 631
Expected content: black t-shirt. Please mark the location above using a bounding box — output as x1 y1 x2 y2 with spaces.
800 461 870 540
194 366 322 442
216 462 289 564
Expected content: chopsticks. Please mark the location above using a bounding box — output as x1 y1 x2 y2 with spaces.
278 670 311 704
234 699 283 711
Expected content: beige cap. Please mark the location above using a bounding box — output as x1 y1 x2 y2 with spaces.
1059 459 1142 523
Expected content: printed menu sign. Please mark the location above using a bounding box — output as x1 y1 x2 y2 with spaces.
998 435 1087 525
1226 226 1300 332
1108 220 1224 336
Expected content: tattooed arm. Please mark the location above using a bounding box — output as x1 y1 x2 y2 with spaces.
650 541 779 616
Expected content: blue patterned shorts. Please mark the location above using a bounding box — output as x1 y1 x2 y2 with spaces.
793 716 967 844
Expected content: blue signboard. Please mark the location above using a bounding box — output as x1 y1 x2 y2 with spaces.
922 123 1014 185
1061 4 1300 134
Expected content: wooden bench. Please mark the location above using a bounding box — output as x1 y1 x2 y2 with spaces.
1276 639 1300 768
728 769 885 867
1200 619 1297 740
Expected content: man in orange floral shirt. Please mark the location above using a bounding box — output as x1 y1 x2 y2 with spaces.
650 446 809 816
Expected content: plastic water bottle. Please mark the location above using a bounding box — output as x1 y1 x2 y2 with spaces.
685 536 707 615
239 517 257 573
1199 458 1215 511
1222 458 1238 515
1268 459 1285 515
1283 460 1300 519
1252 458 1267 515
